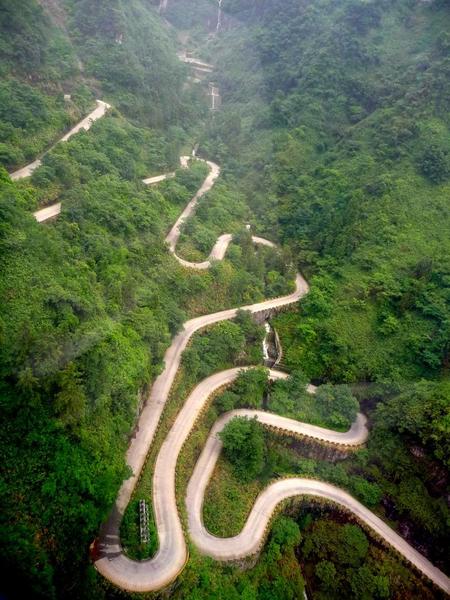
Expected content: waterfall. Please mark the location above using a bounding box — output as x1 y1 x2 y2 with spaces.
216 0 223 32
159 0 168 14
262 322 271 361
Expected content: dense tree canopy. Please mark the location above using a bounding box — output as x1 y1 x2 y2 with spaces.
1 0 449 597
220 416 265 481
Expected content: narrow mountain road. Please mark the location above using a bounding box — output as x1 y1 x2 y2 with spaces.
177 52 214 72
188 408 447 595
10 99 110 181
95 366 365 593
190 465 450 595
142 172 175 185
164 157 220 254
146 156 276 268
33 202 62 223
209 85 220 110
95 160 450 594
95 273 310 588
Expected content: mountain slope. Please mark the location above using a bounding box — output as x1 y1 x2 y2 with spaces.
0 0 205 174
0 0 91 169
202 0 450 383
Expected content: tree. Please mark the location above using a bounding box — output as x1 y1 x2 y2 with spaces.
418 144 450 183
234 309 264 344
54 363 87 430
315 385 359 429
352 477 382 507
271 516 302 549
219 417 265 481
215 390 239 413
350 565 390 599
315 560 337 592
336 524 369 567
233 367 268 408
375 380 450 467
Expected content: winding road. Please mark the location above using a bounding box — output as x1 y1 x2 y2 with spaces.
10 100 110 181
161 157 276 268
177 52 214 73
187 407 446 592
33 202 62 223
95 159 450 594
9 99 110 224
9 26 447 596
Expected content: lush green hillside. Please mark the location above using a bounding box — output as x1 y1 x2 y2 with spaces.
0 0 206 173
0 0 92 169
1 119 295 597
191 0 450 595
204 0 450 384
63 0 205 127
0 120 188 599
1 0 449 598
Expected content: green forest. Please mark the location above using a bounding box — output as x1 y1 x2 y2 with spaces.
0 0 449 599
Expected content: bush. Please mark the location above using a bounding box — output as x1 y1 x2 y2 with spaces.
219 416 265 481
418 144 450 183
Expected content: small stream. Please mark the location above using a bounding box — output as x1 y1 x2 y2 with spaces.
262 322 271 361
262 321 281 366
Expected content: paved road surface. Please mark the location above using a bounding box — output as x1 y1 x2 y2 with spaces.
142 172 175 185
11 100 110 181
95 160 450 594
177 52 214 72
210 85 220 110
95 274 309 590
164 157 220 253
142 156 193 186
189 460 450 595
173 232 276 269
147 158 276 269
188 408 379 559
12 45 446 595
96 367 366 593
33 202 62 223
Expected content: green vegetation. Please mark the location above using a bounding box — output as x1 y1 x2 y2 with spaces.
220 416 265 481
0 0 77 78
120 312 265 560
189 2 450 590
171 515 305 600
299 515 424 600
0 118 186 598
0 0 206 172
0 1 92 169
63 0 199 128
0 105 291 600
268 372 359 430
1 0 449 597
204 0 450 382
177 383 442 598
201 376 449 569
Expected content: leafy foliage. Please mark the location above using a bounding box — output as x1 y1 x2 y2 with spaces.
0 0 92 170
220 416 265 481
206 0 450 382
64 0 206 127
0 108 290 597
268 371 359 430
1 0 450 597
